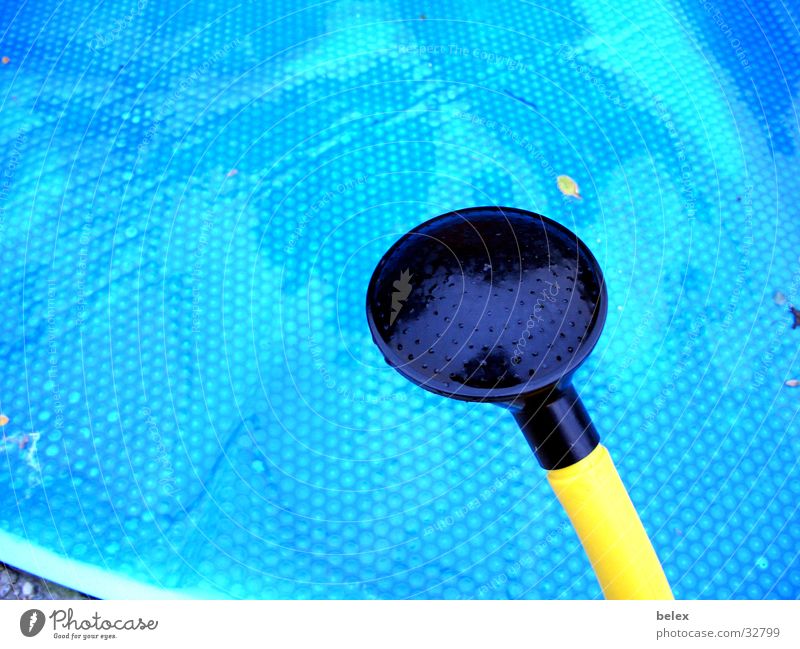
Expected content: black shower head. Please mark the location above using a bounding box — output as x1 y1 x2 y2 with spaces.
366 206 607 469
366 206 607 405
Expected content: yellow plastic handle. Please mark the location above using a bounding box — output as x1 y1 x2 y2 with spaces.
547 444 674 600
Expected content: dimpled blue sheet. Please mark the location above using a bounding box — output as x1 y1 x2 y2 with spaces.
0 0 799 599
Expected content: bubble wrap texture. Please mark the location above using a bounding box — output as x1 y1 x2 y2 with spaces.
0 0 798 599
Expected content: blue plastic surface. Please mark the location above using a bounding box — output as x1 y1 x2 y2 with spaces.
0 0 798 599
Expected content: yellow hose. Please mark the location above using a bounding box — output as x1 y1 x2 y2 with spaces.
546 444 673 599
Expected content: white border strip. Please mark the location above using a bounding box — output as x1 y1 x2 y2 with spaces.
0 528 225 599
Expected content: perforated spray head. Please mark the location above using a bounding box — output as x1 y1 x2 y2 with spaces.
366 206 608 469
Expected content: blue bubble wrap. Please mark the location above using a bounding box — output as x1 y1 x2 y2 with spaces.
0 0 798 599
